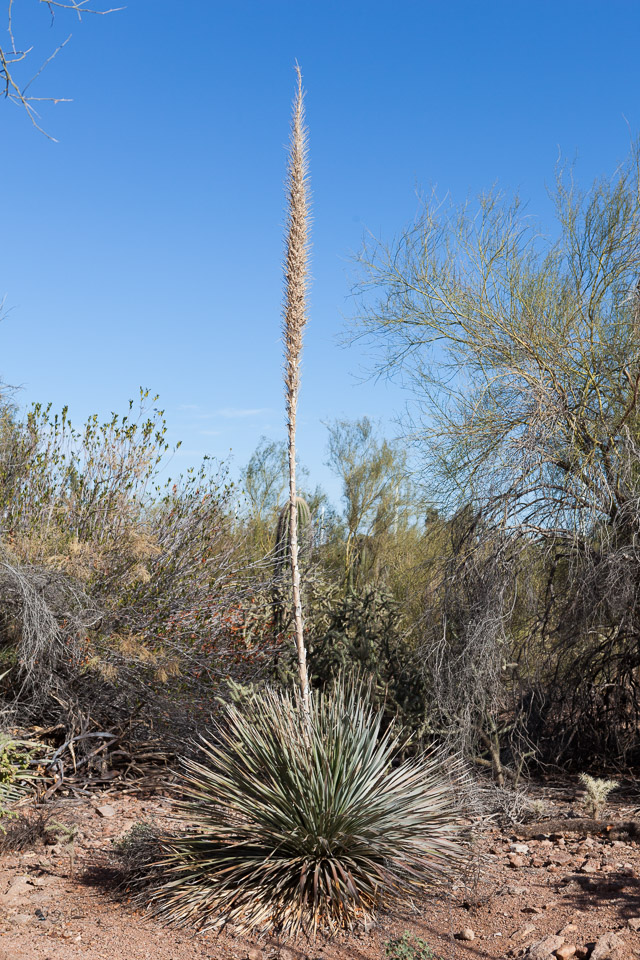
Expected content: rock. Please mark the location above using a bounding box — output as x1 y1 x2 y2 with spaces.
549 851 573 865
557 924 578 937
0 876 33 906
10 914 32 927
527 936 564 959
591 933 623 960
455 928 475 941
247 950 263 960
513 923 537 942
95 804 116 818
555 946 576 960
578 858 599 873
628 917 640 931
511 843 531 854
509 853 527 868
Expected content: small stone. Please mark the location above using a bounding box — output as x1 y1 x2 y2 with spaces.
455 928 475 941
511 843 530 854
10 914 32 927
579 858 599 873
513 923 537 942
628 917 640 931
247 949 263 960
591 932 623 960
555 946 576 960
527 935 565 960
95 804 116 818
509 854 526 868
549 851 573 865
558 924 578 937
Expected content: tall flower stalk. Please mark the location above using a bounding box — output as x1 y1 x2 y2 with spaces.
283 64 311 722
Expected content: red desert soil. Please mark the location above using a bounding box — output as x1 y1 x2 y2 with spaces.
0 783 639 960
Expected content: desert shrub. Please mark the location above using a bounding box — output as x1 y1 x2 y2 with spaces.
111 821 166 889
0 393 272 750
0 808 52 851
145 679 466 935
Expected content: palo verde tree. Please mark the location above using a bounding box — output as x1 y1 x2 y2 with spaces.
353 142 640 762
325 416 415 588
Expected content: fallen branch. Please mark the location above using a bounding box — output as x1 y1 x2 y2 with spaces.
513 818 640 841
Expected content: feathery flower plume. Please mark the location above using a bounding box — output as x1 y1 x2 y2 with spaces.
283 63 311 721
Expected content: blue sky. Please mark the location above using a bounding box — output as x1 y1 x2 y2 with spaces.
2 1 640 506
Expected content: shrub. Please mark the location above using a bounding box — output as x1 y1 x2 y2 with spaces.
145 680 466 936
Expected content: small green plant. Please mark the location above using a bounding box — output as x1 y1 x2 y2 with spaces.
579 773 619 819
385 932 440 960
0 735 45 825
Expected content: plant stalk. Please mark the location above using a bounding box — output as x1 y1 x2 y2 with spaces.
283 64 311 725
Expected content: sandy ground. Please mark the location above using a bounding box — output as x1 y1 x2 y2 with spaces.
0 784 639 960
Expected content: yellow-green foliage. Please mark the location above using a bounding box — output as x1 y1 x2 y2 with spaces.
0 735 45 822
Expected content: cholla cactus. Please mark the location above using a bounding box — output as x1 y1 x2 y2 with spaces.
579 773 619 819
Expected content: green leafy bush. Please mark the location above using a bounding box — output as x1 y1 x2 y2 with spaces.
146 680 465 935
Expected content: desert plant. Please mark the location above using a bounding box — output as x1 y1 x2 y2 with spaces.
145 680 465 935
579 773 619 819
0 808 52 852
0 734 47 823
282 64 311 718
385 932 441 960
112 821 165 888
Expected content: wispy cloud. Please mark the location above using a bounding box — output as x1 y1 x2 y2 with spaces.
178 404 271 421
216 407 271 419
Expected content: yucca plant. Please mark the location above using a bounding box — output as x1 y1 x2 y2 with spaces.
145 680 466 935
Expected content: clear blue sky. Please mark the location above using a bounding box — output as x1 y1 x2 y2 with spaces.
2 1 640 505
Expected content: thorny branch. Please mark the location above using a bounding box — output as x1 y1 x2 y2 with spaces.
1 0 121 137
